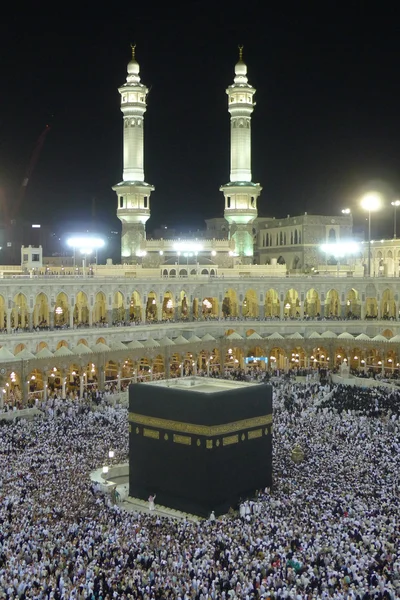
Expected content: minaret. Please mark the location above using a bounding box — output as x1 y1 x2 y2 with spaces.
220 46 262 259
113 45 154 259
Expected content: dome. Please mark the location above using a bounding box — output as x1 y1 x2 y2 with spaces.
235 59 247 77
234 45 248 83
126 45 141 83
127 58 139 76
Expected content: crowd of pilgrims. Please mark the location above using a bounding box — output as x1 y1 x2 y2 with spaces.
0 379 399 599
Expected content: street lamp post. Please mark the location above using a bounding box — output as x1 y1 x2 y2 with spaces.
360 193 382 277
391 200 400 238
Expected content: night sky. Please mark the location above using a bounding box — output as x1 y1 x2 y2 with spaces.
2 5 400 239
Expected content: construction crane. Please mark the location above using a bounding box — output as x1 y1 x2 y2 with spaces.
12 123 52 219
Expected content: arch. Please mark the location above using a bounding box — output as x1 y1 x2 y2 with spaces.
246 346 266 371
121 359 135 384
348 347 365 371
146 291 158 321
179 269 188 277
77 338 89 346
178 290 189 319
74 291 89 326
265 289 280 318
380 288 396 319
269 346 286 370
93 291 106 324
324 289 340 318
222 288 238 318
183 351 196 376
170 268 177 277
36 341 49 352
310 346 329 367
365 296 378 319
0 294 5 330
242 288 259 318
162 290 175 321
288 346 307 368
283 288 300 318
170 353 182 378
345 288 360 319
105 360 118 383
304 288 321 318
130 291 142 322
202 297 218 318
277 256 285 265
209 348 221 374
34 292 49 328
28 369 44 404
54 292 69 328
14 343 26 354
153 354 165 379
335 346 348 366
112 291 125 323
224 346 243 371
56 340 69 349
96 337 107 345
201 269 209 275
12 292 28 329
328 228 336 241
294 230 298 244
382 328 394 339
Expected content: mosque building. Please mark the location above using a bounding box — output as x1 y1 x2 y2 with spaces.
0 48 399 408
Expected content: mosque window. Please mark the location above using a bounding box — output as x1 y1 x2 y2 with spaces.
144 197 148 208
230 97 234 102
140 96 144 101
227 197 231 208
119 197 123 208
251 197 255 207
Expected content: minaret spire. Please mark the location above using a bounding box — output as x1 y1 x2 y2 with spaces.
220 48 262 260
112 46 154 260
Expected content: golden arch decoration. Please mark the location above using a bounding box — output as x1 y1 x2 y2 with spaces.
146 291 158 321
179 290 189 319
54 292 69 327
34 292 49 328
201 297 218 318
380 288 396 319
345 288 360 319
56 340 69 350
324 289 340 318
162 290 175 321
0 294 6 329
304 288 321 318
94 291 106 324
222 288 238 318
243 289 259 318
265 289 280 318
112 291 125 323
74 291 89 326
283 289 300 318
12 293 28 329
130 291 142 322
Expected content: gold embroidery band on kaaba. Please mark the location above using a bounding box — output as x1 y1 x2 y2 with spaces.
129 413 272 436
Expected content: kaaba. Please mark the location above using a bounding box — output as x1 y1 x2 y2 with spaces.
128 377 273 516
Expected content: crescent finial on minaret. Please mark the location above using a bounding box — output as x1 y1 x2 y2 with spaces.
238 45 243 61
131 43 136 60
